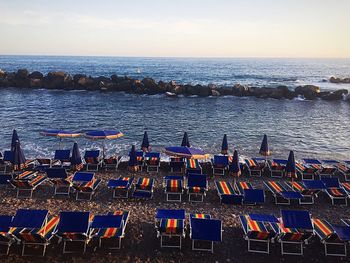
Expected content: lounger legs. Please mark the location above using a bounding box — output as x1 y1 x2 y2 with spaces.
247 239 270 254
275 196 290 205
324 242 347 257
188 193 204 202
113 189 129 199
98 237 122 250
166 193 182 202
54 186 70 196
76 191 93 201
16 188 34 199
0 243 11 256
63 240 87 254
280 241 303 255
21 243 47 256
299 195 314 205
192 240 214 253
160 235 182 249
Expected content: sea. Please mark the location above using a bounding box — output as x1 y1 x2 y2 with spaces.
0 55 349 160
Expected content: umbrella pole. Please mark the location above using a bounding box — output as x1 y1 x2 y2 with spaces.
59 137 62 150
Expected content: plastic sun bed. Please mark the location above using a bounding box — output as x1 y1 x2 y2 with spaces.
239 213 279 254
295 159 321 180
0 215 15 255
155 209 186 249
144 152 161 173
53 149 71 169
284 181 321 204
107 176 134 198
103 155 122 171
9 171 47 198
319 160 339 178
341 182 350 196
336 161 350 181
46 167 73 195
215 181 243 204
235 181 265 205
245 158 265 177
71 172 102 200
84 150 103 171
187 173 208 202
169 157 185 173
212 155 229 176
313 218 350 257
186 159 202 175
133 177 154 198
321 178 348 206
268 159 287 178
263 181 303 205
164 178 184 202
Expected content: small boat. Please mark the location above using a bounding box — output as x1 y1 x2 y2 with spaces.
166 92 177 98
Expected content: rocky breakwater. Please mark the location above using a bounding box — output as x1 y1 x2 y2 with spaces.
329 76 350 84
0 68 349 101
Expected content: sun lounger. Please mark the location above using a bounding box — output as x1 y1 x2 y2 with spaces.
144 152 161 173
103 155 122 171
189 217 222 253
245 158 265 177
53 149 71 169
169 157 185 173
187 174 208 202
264 181 303 205
284 181 320 204
34 158 58 171
319 160 339 178
133 177 154 198
212 155 229 176
165 178 184 202
0 151 13 174
71 172 101 200
135 151 145 171
313 218 350 257
163 175 184 186
9 171 47 198
189 213 212 220
275 210 314 255
54 211 91 254
155 209 186 249
239 213 279 254
107 176 134 198
296 160 320 180
90 211 129 250
215 181 242 204
46 168 73 195
268 159 287 178
0 215 15 255
84 150 103 171
321 178 348 205
235 181 265 205
336 161 350 181
186 159 202 175
10 209 56 256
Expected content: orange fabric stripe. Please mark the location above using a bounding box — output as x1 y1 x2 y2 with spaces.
246 216 261 232
269 181 282 192
313 219 332 236
291 182 304 191
37 216 59 236
219 181 231 194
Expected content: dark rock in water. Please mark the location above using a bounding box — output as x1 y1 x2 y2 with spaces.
232 84 249 96
44 71 73 89
16 69 29 79
295 85 320 100
116 79 132 92
330 76 350 84
216 87 232 96
185 84 210 97
132 79 145 94
29 78 42 88
211 89 220 96
142 78 160 94
28 71 43 79
73 74 87 83
321 89 348 101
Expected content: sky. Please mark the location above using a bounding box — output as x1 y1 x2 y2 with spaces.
0 0 349 58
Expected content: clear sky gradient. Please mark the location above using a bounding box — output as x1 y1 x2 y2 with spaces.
0 0 349 57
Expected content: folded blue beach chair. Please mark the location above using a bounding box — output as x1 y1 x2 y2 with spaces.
53 149 71 169
212 155 229 176
190 218 222 253
169 157 185 173
107 176 134 198
164 177 184 202
71 172 102 200
187 174 208 202
321 178 348 206
145 152 161 173
0 215 15 255
46 167 73 195
55 211 91 254
84 150 103 171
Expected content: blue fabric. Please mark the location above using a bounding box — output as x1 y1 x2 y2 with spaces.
12 209 48 228
221 134 228 153
107 179 130 188
73 172 94 182
303 159 322 164
191 219 222 242
12 141 26 166
57 211 90 233
322 159 339 164
213 155 229 166
0 215 13 232
273 159 288 165
91 215 123 228
249 213 279 223
259 134 269 155
71 142 82 165
243 189 265 203
332 225 350 241
156 209 185 220
46 168 68 179
187 174 206 188
141 131 149 149
165 146 205 157
11 130 19 152
145 152 160 158
181 132 190 147
321 178 340 188
281 210 313 230
302 180 326 190
54 149 71 160
85 130 123 138
128 145 137 166
285 151 296 174
3 151 14 162
164 175 184 181
281 191 303 199
84 150 100 158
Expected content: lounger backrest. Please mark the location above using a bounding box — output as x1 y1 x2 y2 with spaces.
84 150 100 158
145 152 160 159
303 159 321 164
72 172 94 182
57 211 90 234
46 168 68 179
3 151 13 162
188 174 207 188
321 178 340 188
281 210 313 230
213 155 228 166
11 209 48 229
191 218 222 242
54 150 71 161
0 215 13 233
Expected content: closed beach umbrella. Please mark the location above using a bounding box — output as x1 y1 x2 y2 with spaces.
164 146 208 159
141 131 150 152
181 132 190 147
71 142 83 171
230 150 241 184
40 129 81 149
128 145 138 171
85 130 124 158
11 129 20 152
286 150 297 180
12 140 26 171
221 134 228 155
259 134 271 157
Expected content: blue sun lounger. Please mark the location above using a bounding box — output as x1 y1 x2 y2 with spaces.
46 168 73 195
133 177 155 198
164 177 184 202
135 151 145 171
10 209 58 256
313 218 350 257
190 217 222 253
245 158 265 177
320 160 339 178
9 171 47 198
212 155 229 176
84 150 103 171
0 215 14 255
0 151 13 174
321 178 348 206
103 155 122 171
53 149 71 169
107 176 134 198
145 152 161 173
264 181 303 205
239 213 279 254
186 159 202 175
155 209 186 249
187 174 208 202
54 211 91 254
268 159 287 178
169 157 185 173
71 172 102 200
235 181 265 205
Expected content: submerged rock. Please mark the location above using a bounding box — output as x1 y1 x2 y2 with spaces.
321 89 348 101
295 85 320 100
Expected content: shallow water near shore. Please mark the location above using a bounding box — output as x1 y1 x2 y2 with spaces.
0 87 349 160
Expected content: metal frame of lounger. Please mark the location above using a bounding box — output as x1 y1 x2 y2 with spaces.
337 162 350 182
268 159 287 178
46 168 72 196
10 174 47 199
164 179 184 202
186 159 202 175
235 182 265 205
72 172 101 201
190 218 222 253
263 181 302 205
313 218 348 257
108 177 134 199
215 181 242 204
187 174 208 202
103 156 122 171
157 218 185 249
245 158 265 177
284 181 316 205
169 158 185 174
84 150 103 172
317 160 338 179
133 178 154 199
74 179 101 201
322 178 348 206
145 152 161 173
212 155 229 176
341 219 350 226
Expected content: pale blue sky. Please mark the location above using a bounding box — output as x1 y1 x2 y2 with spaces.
0 0 349 57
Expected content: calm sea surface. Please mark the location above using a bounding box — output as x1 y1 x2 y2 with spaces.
0 56 349 160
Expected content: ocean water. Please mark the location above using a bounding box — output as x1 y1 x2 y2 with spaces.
0 56 349 160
